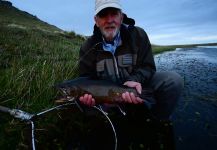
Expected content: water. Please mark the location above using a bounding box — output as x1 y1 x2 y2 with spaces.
155 46 217 150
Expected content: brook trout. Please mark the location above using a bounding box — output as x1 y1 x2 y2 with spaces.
55 77 155 106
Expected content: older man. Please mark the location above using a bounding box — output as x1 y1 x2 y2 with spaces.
79 0 183 120
78 0 183 149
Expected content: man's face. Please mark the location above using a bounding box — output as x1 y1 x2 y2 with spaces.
95 8 123 42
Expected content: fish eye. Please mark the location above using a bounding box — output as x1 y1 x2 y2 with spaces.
69 87 78 97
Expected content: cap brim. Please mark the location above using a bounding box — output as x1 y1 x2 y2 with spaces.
95 3 121 15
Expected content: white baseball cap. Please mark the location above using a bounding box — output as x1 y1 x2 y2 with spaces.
95 0 122 15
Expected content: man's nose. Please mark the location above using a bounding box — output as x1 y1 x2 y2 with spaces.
105 14 114 23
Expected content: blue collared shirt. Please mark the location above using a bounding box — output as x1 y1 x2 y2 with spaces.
102 32 121 54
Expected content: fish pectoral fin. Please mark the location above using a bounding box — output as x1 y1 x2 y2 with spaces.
113 97 123 103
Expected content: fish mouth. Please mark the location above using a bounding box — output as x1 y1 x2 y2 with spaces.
69 87 78 96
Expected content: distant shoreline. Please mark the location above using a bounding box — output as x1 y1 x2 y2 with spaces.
152 42 217 54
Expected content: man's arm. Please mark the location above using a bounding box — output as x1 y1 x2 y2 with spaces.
121 27 156 103
126 27 156 84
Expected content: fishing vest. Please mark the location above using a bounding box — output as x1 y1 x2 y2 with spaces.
79 24 155 84
94 25 140 83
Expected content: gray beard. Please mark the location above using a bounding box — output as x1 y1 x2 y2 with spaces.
101 27 119 42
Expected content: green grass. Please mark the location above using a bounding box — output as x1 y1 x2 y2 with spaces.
0 3 61 32
0 4 86 149
0 4 85 112
0 25 84 111
152 45 177 54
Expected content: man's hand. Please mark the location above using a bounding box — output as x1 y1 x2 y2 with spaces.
79 94 95 107
122 81 144 104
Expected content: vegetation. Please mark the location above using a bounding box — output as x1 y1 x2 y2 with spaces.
152 45 176 54
0 3 86 149
0 4 84 112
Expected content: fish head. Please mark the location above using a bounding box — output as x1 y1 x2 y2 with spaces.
55 86 80 103
67 86 81 98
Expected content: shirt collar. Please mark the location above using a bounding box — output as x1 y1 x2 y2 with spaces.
102 32 121 54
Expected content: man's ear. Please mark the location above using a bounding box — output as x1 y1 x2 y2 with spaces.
121 13 124 23
94 16 99 27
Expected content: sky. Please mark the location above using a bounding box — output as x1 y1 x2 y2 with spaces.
8 0 217 45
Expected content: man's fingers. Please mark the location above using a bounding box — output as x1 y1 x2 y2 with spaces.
79 94 95 106
123 81 142 94
122 92 144 104
130 92 144 104
122 93 126 101
86 94 92 106
79 96 84 103
122 92 132 103
135 84 142 94
136 97 144 103
91 98 96 106
122 92 139 104
129 92 138 104
87 95 95 106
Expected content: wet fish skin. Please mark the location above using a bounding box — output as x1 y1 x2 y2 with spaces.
55 77 154 105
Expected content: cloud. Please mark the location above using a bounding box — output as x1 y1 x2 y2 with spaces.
151 34 178 40
9 0 217 45
190 35 217 41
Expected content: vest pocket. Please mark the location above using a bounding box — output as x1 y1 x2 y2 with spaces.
96 60 105 72
118 54 133 67
96 59 116 80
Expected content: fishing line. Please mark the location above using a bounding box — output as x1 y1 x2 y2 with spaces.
30 121 36 150
70 42 102 75
1 101 117 150
94 105 117 150
35 102 75 117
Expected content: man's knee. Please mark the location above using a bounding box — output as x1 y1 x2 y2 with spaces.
150 71 184 119
166 71 184 93
151 71 183 94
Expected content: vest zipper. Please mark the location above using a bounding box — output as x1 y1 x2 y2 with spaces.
98 50 121 82
112 54 120 81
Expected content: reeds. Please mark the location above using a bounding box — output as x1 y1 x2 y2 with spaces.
0 25 83 112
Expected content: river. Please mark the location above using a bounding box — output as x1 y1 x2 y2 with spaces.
155 46 217 150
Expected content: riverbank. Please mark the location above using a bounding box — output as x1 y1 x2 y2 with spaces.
152 42 217 54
